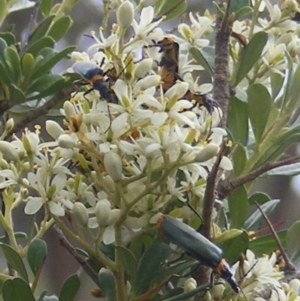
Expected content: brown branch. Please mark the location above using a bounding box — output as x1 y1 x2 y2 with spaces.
201 141 227 238
6 87 74 138
217 155 300 199
213 0 232 127
54 225 102 287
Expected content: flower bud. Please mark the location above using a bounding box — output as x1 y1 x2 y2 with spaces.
117 1 134 28
95 199 111 226
104 152 122 182
4 118 14 132
106 209 121 226
184 278 197 292
134 75 161 92
46 120 64 140
58 134 76 149
289 279 300 292
63 101 76 118
220 156 233 171
72 202 89 227
195 143 219 162
0 158 9 169
135 58 153 79
0 141 19 162
210 283 225 298
20 187 29 198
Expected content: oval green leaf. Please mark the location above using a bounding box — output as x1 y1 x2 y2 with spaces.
189 46 214 77
98 269 116 301
234 31 268 85
228 185 248 229
134 242 170 296
2 278 35 301
41 0 53 16
47 16 72 41
248 83 272 143
27 239 47 276
244 199 280 230
227 96 248 145
287 221 300 263
115 246 137 282
0 243 28 282
58 274 80 301
29 15 55 44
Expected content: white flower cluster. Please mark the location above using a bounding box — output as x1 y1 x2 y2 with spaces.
0 5 231 245
231 0 300 93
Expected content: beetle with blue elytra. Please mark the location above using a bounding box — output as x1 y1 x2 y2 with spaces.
157 215 239 293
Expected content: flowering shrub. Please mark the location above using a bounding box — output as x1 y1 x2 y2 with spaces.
1 0 300 300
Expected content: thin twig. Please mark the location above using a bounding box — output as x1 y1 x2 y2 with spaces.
54 225 102 287
255 201 296 272
217 156 300 199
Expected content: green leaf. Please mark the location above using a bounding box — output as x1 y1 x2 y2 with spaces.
234 32 268 85
0 37 8 54
21 53 35 78
250 231 286 256
115 246 137 282
27 239 47 276
41 0 53 16
0 243 28 282
0 0 7 25
234 6 253 19
248 192 271 206
221 231 249 265
163 283 210 301
287 64 300 109
27 74 64 95
156 260 196 284
4 46 21 84
189 46 214 77
244 199 280 230
0 61 13 85
30 46 75 79
228 185 248 228
134 242 170 295
248 83 272 143
267 162 300 176
287 221 300 263
155 0 187 21
0 32 16 46
2 278 35 301
230 0 250 13
0 232 27 242
98 269 116 301
25 36 55 57
58 274 80 301
270 73 284 101
231 144 247 176
29 15 55 44
214 229 243 244
48 16 72 41
227 96 248 145
9 84 26 105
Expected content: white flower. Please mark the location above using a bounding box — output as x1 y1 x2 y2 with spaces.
124 6 164 51
174 13 213 50
24 171 72 216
